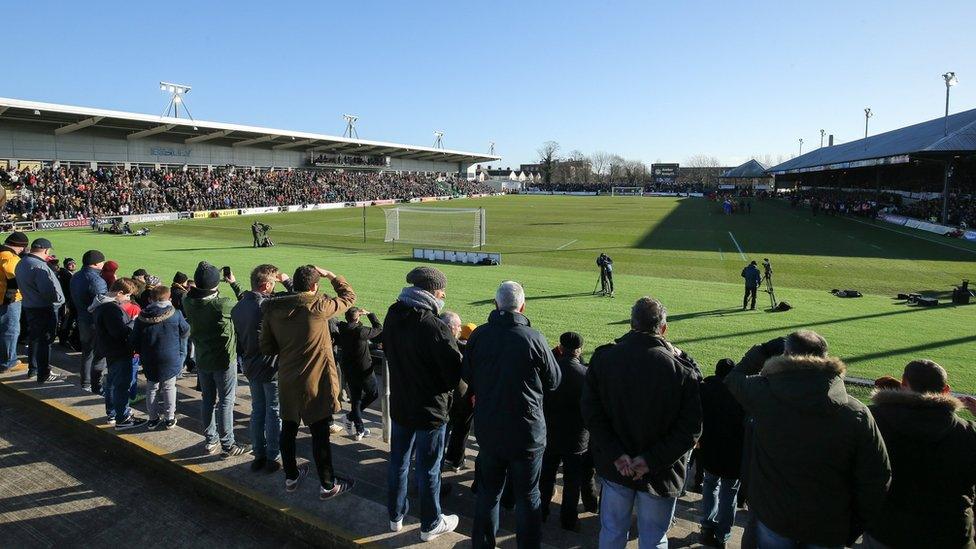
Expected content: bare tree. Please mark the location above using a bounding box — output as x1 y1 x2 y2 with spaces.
567 149 591 184
589 151 611 181
624 160 647 184
538 141 560 185
609 154 626 183
685 154 722 168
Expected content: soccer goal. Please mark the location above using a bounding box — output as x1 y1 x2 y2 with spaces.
611 186 644 196
384 206 487 248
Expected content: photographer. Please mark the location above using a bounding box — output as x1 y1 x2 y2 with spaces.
596 253 614 297
741 261 761 311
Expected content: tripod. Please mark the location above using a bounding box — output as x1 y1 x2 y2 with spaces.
762 273 778 310
593 272 603 295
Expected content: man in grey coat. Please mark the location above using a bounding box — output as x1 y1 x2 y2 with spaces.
14 238 65 383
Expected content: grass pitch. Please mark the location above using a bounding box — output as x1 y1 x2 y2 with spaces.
33 196 976 392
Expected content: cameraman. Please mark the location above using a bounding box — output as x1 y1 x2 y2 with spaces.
741 261 761 311
596 253 614 297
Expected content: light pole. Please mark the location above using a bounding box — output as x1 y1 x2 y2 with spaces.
864 108 872 139
798 138 804 156
943 72 958 136
820 129 826 148
160 81 193 119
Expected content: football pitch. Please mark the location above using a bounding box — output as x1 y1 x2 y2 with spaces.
35 196 976 392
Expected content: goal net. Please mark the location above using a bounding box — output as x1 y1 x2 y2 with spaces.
611 186 644 196
384 206 486 248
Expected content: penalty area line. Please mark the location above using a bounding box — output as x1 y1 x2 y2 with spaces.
555 239 578 250
728 232 746 260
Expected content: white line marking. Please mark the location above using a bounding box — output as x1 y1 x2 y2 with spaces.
341 228 384 237
844 217 976 255
556 239 578 250
871 244 882 249
728 232 746 260
718 247 725 260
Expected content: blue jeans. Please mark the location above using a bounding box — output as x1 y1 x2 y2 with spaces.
756 520 842 549
106 357 135 421
599 479 677 549
387 421 445 531
25 306 58 380
0 301 21 370
199 369 238 448
472 449 543 549
248 378 281 460
700 471 740 542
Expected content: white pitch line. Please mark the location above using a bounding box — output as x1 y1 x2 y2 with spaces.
718 247 725 260
871 244 882 249
556 239 578 250
728 231 746 260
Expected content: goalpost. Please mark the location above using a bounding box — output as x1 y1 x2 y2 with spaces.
384 206 487 248
611 186 644 196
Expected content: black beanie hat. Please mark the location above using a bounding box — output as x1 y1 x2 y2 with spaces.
194 261 221 291
560 331 584 351
4 232 29 247
82 250 106 266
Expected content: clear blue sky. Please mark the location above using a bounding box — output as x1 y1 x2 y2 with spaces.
3 0 974 168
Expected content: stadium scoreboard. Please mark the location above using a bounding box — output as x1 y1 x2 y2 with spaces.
651 163 679 185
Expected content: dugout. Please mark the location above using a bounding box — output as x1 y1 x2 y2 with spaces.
768 108 976 224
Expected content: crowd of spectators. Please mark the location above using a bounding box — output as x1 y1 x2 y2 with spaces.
309 153 387 167
526 182 707 194
2 232 974 546
901 195 976 228
0 166 494 222
784 187 976 228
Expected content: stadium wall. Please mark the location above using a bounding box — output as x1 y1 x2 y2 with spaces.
0 121 465 174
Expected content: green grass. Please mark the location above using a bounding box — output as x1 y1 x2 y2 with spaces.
33 196 976 392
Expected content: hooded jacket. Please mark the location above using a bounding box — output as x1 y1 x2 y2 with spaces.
866 389 976 549
543 353 588 455
129 301 189 382
581 331 702 497
260 277 356 425
183 282 242 371
337 312 383 382
724 354 892 547
698 372 745 480
463 309 561 459
90 294 132 362
71 266 108 324
383 297 461 430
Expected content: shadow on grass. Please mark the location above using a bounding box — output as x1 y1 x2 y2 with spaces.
845 334 976 365
469 291 596 306
160 245 256 252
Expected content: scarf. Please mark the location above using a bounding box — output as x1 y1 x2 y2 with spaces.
397 286 443 314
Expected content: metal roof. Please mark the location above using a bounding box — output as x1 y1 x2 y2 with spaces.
0 97 500 165
768 107 976 175
721 159 769 178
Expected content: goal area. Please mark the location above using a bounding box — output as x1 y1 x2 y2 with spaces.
384 206 486 248
611 186 644 196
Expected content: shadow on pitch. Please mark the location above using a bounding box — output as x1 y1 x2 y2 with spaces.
160 245 254 252
468 291 595 306
845 334 976 365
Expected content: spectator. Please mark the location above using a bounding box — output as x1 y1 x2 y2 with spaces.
864 360 976 548
231 264 292 473
336 306 383 440
539 331 589 532
581 296 702 549
71 250 109 393
170 271 192 373
91 278 145 430
698 358 745 548
101 260 118 287
724 330 891 548
183 261 248 457
443 312 473 472
260 265 356 499
129 285 189 430
463 280 561 548
15 238 65 383
56 257 77 348
383 266 461 541
0 232 29 374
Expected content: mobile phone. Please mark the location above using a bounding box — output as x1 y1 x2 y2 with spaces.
222 266 231 278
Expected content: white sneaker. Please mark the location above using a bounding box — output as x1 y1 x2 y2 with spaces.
285 463 309 493
420 514 459 542
390 518 403 532
355 428 371 441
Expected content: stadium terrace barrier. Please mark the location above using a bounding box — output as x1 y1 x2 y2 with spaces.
523 191 598 196
878 213 969 237
34 217 90 230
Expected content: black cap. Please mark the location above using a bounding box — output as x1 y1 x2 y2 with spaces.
560 331 584 351
81 250 105 266
64 257 76 266
133 268 149 278
31 238 53 250
173 271 188 284
4 232 29 247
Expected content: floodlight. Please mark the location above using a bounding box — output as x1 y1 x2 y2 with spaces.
944 72 958 87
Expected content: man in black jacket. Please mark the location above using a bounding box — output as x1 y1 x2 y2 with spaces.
539 331 589 532
337 307 382 440
463 281 561 549
383 266 461 542
581 296 702 548
864 360 976 549
231 264 292 473
698 358 744 548
724 330 890 548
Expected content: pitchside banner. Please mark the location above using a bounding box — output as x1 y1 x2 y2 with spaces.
35 218 90 230
651 163 679 185
121 212 180 223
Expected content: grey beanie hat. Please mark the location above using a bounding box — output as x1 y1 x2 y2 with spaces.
406 266 447 292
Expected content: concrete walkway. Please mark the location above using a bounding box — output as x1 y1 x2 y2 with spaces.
0 343 747 547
